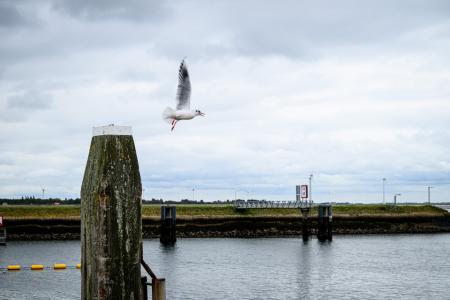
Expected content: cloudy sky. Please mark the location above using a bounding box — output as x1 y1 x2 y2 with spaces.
1 0 449 203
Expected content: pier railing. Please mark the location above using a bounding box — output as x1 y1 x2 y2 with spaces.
235 200 313 209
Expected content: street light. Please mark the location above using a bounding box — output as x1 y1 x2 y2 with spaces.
382 178 386 204
309 174 313 204
427 186 433 204
192 188 195 202
394 193 401 205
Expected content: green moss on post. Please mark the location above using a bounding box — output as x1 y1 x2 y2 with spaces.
81 131 142 300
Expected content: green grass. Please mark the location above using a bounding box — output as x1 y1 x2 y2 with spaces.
0 205 80 219
146 205 302 217
0 204 447 219
332 204 447 216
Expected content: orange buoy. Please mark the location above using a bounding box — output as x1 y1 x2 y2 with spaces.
53 263 67 269
31 264 44 270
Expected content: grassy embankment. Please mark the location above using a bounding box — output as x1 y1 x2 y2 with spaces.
0 204 447 220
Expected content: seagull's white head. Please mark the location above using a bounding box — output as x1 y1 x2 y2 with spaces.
195 109 205 117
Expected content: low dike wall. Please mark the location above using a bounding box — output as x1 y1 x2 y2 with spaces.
3 215 450 240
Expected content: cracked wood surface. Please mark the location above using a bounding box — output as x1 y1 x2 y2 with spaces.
81 135 142 300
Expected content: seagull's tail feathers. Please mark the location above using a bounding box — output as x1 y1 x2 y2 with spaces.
162 107 176 123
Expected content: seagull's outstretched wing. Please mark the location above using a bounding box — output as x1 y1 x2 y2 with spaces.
176 59 191 110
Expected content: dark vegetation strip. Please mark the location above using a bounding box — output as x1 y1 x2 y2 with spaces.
1 204 448 240
3 214 450 240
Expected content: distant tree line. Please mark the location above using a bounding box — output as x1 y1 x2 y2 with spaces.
0 197 352 205
0 197 81 205
0 197 237 205
142 198 236 204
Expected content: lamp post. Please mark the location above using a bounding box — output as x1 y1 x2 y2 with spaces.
192 188 195 202
394 193 401 205
382 178 386 204
427 186 433 204
309 174 313 204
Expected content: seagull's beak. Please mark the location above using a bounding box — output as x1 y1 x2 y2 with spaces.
200 112 205 116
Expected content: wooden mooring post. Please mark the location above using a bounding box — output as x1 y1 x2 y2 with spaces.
0 215 6 246
160 206 176 245
300 207 311 241
81 125 142 300
317 203 332 241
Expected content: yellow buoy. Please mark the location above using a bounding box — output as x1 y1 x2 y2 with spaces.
7 265 21 271
53 263 67 269
31 264 44 270
76 263 81 269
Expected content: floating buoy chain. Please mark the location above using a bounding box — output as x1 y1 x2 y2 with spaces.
0 263 81 271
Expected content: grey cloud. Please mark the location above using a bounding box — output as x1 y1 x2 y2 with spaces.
1 89 53 122
151 0 450 60
7 90 52 109
52 0 169 22
0 1 28 27
227 0 450 58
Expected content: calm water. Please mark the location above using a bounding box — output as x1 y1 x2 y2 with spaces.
1 235 449 299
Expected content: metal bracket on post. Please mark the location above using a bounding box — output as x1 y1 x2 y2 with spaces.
140 275 166 300
141 245 166 300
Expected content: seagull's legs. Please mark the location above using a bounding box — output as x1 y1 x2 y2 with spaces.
171 120 178 131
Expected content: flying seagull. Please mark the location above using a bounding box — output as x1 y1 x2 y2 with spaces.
163 59 205 131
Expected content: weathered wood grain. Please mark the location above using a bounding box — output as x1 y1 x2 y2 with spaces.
81 135 142 300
